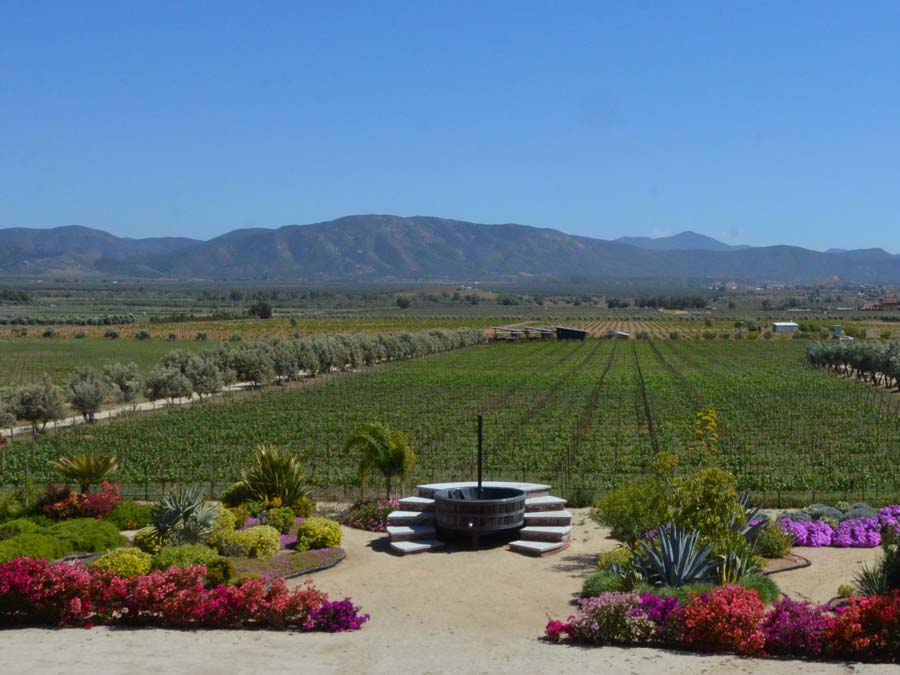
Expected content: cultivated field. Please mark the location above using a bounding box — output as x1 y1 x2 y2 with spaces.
6 340 899 504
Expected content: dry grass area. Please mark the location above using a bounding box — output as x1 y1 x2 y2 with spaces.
0 509 893 674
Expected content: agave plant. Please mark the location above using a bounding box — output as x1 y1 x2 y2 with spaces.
49 454 118 493
732 490 767 542
633 525 715 587
240 444 310 505
716 549 760 584
151 485 219 544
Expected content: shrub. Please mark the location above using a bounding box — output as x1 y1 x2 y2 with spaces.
291 496 317 518
219 482 252 507
107 501 153 530
261 507 295 534
567 592 656 644
47 518 125 553
296 518 342 551
591 481 667 542
152 544 220 571
228 505 251 528
239 445 310 505
133 526 167 554
222 526 280 559
633 581 714 605
0 533 70 562
93 547 152 578
0 518 39 540
0 557 366 631
826 591 900 659
762 597 830 657
854 531 900 595
203 557 235 587
41 482 122 520
598 546 633 571
206 508 237 552
739 572 781 604
670 467 744 543
582 570 626 597
680 585 766 655
754 522 793 558
344 498 398 533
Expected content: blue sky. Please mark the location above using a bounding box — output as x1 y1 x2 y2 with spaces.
3 1 900 252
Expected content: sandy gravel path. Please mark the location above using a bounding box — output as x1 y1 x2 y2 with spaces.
0 509 896 674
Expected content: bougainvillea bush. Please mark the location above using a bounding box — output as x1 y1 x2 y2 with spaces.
0 557 369 631
344 499 399 533
546 587 900 662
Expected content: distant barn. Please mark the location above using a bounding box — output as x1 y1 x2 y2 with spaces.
772 321 799 334
555 326 589 341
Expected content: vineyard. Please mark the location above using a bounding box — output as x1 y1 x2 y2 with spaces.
4 340 900 504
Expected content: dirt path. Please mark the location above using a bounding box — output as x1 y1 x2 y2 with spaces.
0 510 895 674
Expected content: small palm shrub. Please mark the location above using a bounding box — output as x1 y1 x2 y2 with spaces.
239 445 310 505
296 518 342 551
221 525 280 559
49 454 118 493
93 548 152 577
152 543 219 571
346 422 416 499
151 485 219 545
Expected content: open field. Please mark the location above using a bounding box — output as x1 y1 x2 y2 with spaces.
6 340 900 504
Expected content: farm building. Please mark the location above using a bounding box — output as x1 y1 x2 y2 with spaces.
772 321 799 334
555 326 589 341
491 327 525 342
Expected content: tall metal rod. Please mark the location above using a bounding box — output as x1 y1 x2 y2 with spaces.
477 414 484 498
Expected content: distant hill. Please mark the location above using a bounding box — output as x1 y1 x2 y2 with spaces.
2 216 900 283
615 230 749 252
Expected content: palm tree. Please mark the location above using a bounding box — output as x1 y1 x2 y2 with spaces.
345 422 416 499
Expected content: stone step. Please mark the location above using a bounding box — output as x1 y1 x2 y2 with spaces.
397 496 435 512
524 510 572 527
390 539 446 555
519 525 571 543
387 510 435 526
524 495 567 512
386 524 436 542
508 539 567 557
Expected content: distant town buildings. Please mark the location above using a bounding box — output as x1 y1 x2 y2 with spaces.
863 298 899 311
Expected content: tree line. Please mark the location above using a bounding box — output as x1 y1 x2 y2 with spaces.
0 327 487 438
806 340 900 390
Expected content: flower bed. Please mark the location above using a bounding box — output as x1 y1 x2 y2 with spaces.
780 506 900 548
0 557 367 631
343 499 399 533
230 548 346 580
546 587 900 662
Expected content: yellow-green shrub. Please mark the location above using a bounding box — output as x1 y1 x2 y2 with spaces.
206 508 237 552
133 526 167 554
152 543 219 570
598 546 633 571
296 518 342 551
222 525 280 559
291 496 317 518
93 547 152 577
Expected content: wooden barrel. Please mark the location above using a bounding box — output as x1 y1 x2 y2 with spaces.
433 486 526 534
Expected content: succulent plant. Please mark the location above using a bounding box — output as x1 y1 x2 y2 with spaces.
633 525 715 587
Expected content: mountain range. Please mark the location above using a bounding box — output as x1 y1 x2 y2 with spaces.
1 215 899 283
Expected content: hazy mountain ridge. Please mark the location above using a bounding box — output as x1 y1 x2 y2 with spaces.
1 216 899 282
615 230 749 252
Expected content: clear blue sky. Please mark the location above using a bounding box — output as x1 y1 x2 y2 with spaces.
3 1 900 252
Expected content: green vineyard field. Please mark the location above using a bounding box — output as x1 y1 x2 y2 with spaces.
4 340 900 504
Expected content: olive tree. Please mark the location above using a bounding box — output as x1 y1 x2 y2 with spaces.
6 380 66 438
102 362 142 404
185 355 223 401
66 368 107 423
144 366 193 403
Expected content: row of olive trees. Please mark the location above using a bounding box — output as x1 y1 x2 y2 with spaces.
0 328 486 438
807 340 900 389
